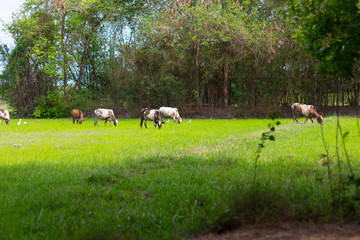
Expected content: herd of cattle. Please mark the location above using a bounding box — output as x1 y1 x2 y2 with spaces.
0 103 323 127
71 107 182 129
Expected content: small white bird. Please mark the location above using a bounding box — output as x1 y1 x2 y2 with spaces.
166 119 169 124
17 119 22 125
188 119 191 124
23 122 27 124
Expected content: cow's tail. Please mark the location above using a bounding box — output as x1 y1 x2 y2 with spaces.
291 103 298 123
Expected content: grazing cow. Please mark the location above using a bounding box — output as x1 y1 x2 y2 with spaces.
94 108 118 127
140 108 163 129
0 109 10 124
291 103 323 125
71 109 84 125
159 107 182 124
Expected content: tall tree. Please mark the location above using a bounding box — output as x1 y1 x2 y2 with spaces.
287 0 360 106
140 0 279 107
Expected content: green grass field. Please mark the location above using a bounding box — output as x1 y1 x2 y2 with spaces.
0 116 359 239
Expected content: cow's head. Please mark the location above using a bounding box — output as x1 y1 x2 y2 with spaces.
79 111 84 124
155 110 162 129
113 119 118 127
316 115 323 125
173 110 182 124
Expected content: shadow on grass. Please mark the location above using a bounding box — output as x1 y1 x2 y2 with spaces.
0 155 359 240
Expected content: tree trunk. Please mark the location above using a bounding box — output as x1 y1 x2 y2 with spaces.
354 80 359 107
193 39 200 108
74 41 89 92
75 20 101 92
222 59 229 108
60 6 68 100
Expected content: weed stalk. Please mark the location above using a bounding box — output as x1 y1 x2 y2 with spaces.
336 116 341 206
252 121 279 185
337 117 359 199
320 124 335 204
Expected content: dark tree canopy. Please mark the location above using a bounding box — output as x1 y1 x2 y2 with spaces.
289 0 360 77
0 0 359 117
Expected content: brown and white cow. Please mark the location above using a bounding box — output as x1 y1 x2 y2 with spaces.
71 109 84 125
140 108 163 129
0 109 10 125
159 107 182 124
291 103 323 124
94 108 118 127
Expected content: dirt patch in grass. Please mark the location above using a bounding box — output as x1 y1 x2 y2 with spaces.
189 222 360 240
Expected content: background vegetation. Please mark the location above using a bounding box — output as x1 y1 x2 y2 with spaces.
0 117 359 239
0 1 359 238
0 0 359 117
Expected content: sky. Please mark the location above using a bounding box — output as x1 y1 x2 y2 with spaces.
0 0 24 47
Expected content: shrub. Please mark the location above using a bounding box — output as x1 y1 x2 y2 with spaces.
265 108 280 119
33 90 70 118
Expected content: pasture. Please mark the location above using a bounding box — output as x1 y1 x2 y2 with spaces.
0 117 359 239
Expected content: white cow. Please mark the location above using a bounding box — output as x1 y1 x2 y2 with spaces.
0 109 10 124
159 107 182 124
94 108 118 127
140 108 163 129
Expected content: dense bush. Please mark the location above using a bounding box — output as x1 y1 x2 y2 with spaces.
33 91 69 118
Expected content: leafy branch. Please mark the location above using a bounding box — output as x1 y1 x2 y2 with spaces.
253 121 281 185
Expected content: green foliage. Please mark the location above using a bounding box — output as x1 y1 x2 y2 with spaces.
68 88 99 114
33 89 99 118
139 0 281 107
1 0 359 115
253 120 280 183
288 0 360 76
265 108 281 119
33 90 70 118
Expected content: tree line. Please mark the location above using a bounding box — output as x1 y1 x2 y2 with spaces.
0 0 359 118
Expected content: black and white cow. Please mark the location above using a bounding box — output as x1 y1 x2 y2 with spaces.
140 108 163 129
94 108 118 127
0 109 10 125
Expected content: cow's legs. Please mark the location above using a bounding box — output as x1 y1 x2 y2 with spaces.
94 116 98 126
310 118 314 123
104 119 107 126
292 114 298 124
144 120 147 129
73 118 75 124
304 118 309 123
140 118 144 128
292 108 299 123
